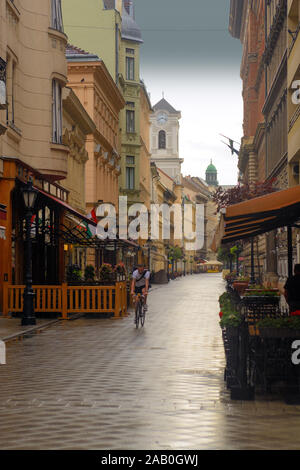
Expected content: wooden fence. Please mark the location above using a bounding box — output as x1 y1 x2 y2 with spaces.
2 282 127 319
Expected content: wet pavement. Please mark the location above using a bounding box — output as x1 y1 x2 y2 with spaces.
0 318 61 342
1 273 300 450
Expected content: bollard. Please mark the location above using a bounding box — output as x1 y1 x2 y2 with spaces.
0 341 6 365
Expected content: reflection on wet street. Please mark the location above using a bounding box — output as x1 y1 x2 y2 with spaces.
1 274 300 450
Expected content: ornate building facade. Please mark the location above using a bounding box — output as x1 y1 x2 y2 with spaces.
150 98 183 184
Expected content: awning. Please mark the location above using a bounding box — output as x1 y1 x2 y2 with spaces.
36 187 97 227
220 186 300 244
204 260 223 266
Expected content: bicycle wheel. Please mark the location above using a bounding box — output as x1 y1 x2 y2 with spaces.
135 301 140 329
140 303 146 327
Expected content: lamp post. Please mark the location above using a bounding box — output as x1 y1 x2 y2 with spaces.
143 238 152 271
183 258 187 276
166 246 174 279
21 179 38 326
235 243 242 276
190 256 193 275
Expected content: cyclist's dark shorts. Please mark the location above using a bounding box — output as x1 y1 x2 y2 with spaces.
134 286 145 295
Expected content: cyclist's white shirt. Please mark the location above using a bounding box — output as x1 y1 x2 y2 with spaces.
132 269 150 287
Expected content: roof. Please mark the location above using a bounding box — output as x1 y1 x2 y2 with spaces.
157 167 174 183
206 162 217 173
153 98 180 114
66 44 100 62
121 6 143 43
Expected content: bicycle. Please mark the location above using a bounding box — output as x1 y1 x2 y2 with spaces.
134 293 146 329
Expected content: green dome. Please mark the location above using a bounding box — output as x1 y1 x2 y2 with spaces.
206 161 217 173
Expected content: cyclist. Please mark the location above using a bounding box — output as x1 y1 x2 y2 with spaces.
131 264 151 311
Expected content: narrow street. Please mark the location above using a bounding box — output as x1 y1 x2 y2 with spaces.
1 274 300 450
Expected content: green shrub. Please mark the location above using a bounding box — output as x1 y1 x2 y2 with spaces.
257 317 300 329
84 265 95 282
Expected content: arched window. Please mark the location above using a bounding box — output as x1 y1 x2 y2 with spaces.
158 130 166 149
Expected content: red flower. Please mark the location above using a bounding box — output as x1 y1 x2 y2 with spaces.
291 310 300 317
219 312 223 318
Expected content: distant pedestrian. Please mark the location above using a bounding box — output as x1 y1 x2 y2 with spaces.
284 264 300 313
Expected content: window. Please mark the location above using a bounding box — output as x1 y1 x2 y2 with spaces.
126 110 135 133
6 56 16 125
126 48 135 55
51 0 64 32
0 58 6 108
158 130 166 149
126 167 135 190
126 57 135 80
52 79 62 144
126 156 135 165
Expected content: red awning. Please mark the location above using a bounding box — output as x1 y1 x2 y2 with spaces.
36 188 97 227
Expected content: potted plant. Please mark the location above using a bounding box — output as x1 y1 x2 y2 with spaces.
233 276 250 295
66 264 82 283
243 286 281 307
84 265 95 283
99 263 114 282
219 291 243 336
257 317 300 338
114 262 126 281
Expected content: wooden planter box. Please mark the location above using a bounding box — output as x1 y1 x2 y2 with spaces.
233 281 249 295
259 327 300 338
242 295 280 305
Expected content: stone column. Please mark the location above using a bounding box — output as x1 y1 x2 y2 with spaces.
248 150 257 185
265 231 278 287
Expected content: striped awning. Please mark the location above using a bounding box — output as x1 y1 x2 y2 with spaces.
220 186 300 244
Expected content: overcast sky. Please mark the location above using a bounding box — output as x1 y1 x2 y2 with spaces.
135 0 243 185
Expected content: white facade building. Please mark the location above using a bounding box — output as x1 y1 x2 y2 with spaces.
150 98 183 183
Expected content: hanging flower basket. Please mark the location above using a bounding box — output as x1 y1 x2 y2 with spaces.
99 263 114 282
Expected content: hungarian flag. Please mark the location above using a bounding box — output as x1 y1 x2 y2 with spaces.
85 208 97 238
88 208 97 224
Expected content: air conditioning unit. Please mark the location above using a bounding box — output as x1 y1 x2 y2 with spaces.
292 163 299 177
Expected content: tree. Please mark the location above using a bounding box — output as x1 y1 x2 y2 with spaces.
212 179 277 213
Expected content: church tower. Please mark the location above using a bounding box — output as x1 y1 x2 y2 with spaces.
205 160 219 187
150 97 183 183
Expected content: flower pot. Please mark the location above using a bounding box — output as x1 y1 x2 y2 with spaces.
233 281 249 295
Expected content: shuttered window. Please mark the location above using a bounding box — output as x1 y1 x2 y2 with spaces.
52 79 62 144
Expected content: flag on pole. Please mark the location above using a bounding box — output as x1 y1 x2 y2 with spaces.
85 208 97 238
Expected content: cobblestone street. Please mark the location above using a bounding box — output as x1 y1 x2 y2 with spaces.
1 274 300 450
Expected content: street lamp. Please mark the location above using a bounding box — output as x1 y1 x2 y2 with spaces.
183 258 187 276
143 238 152 270
21 179 38 326
166 245 174 280
190 256 193 275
